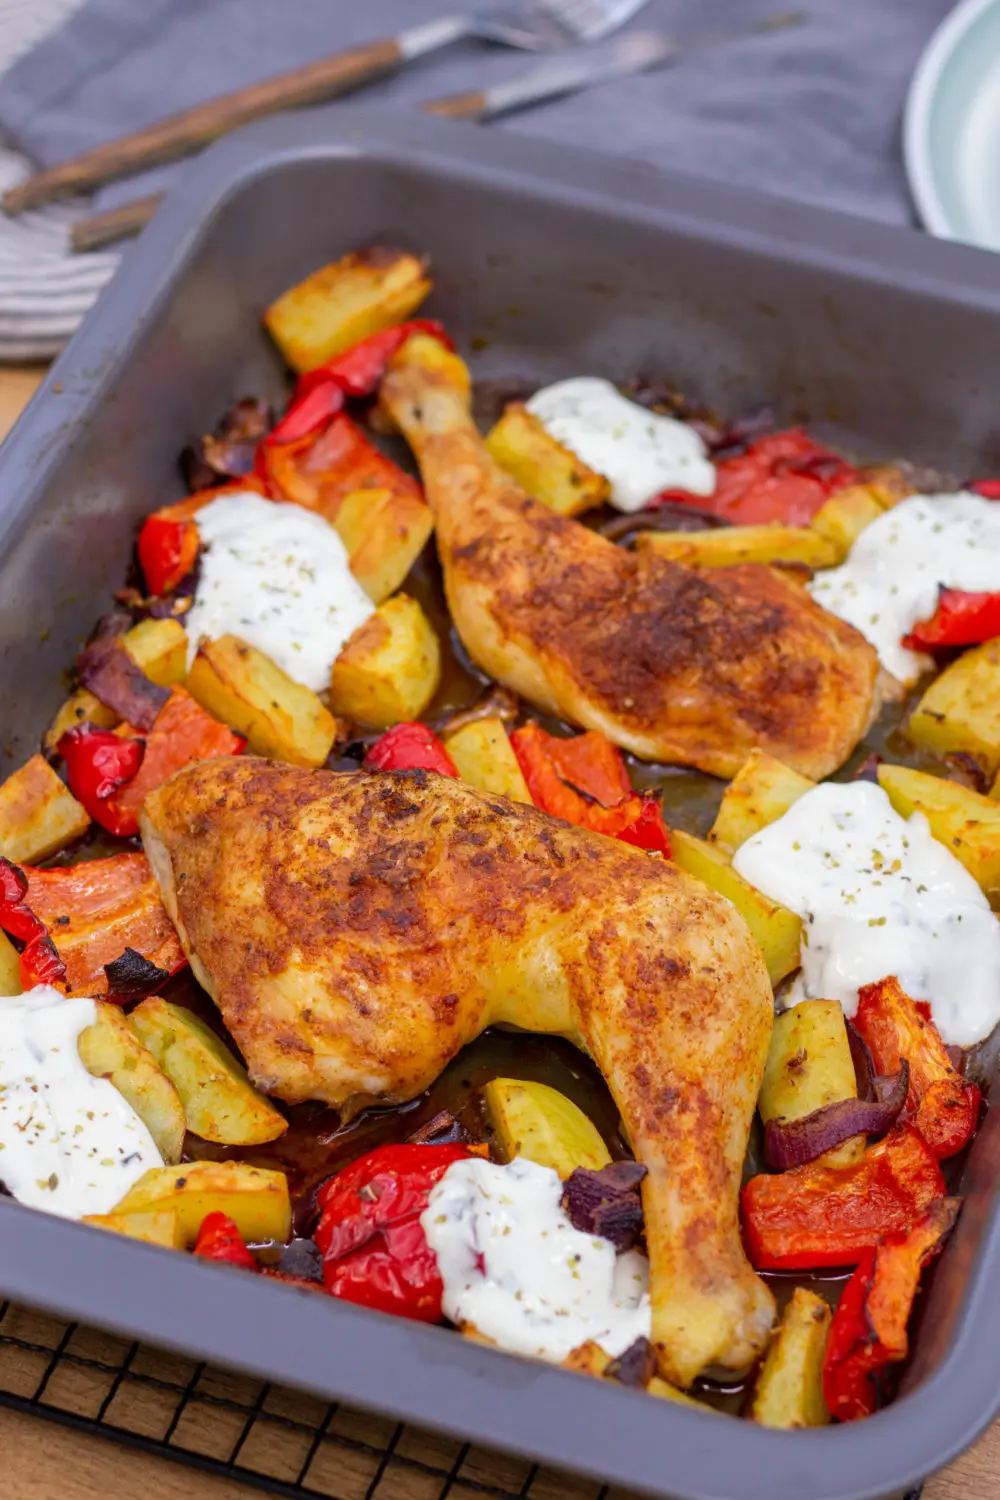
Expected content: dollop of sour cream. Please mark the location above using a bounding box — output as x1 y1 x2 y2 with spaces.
526 377 716 514
733 781 1000 1047
808 492 1000 684
0 987 162 1218
185 492 374 691
421 1155 650 1362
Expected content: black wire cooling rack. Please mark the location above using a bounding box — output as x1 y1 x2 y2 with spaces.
0 1300 925 1500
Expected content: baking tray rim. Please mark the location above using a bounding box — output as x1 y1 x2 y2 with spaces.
1 107 999 1500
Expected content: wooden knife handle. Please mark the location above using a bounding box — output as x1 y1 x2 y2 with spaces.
71 193 164 253
4 36 403 214
423 90 489 120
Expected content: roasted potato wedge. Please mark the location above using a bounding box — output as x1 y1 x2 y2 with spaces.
810 485 887 558
751 1286 831 1428
0 931 20 996
46 617 189 751
77 1002 186 1165
485 403 610 518
878 763 1000 905
0 754 89 863
264 247 432 374
670 829 801 987
110 1159 292 1246
186 634 338 767
709 749 815 854
759 999 864 1169
908 638 1000 779
130 996 288 1146
483 1078 611 1178
332 486 434 605
82 1209 183 1248
634 525 839 570
562 1341 700 1406
443 717 532 803
329 595 440 730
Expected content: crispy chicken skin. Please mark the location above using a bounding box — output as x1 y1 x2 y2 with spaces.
141 757 775 1385
379 341 879 780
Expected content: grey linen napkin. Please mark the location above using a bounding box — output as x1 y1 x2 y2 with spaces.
0 0 956 226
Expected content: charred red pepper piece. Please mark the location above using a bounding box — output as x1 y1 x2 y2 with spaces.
194 1212 257 1270
652 428 858 527
853 977 981 1159
103 688 244 836
823 1198 960 1421
364 723 459 778
137 514 201 598
902 589 1000 652
315 1143 470 1321
57 725 146 838
741 1125 945 1271
20 934 69 989
265 321 453 446
510 723 670 856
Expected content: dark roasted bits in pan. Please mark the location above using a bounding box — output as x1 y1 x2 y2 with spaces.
103 947 171 999
181 396 273 490
605 1336 658 1388
278 1237 324 1282
406 1108 475 1147
561 1161 647 1250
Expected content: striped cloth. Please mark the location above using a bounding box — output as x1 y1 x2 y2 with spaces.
0 0 119 361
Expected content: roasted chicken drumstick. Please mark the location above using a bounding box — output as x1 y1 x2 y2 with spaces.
379 338 878 779
141 758 775 1386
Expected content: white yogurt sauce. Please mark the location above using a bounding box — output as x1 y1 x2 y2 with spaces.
526 377 716 513
0 987 161 1218
185 492 375 691
733 780 1000 1047
421 1155 650 1362
808 492 1000 684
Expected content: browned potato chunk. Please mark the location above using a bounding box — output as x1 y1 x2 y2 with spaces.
561 1341 700 1406
186 634 338 767
329 595 440 729
751 1287 831 1428
810 485 886 558
130 996 287 1146
443 717 532 803
110 1160 291 1246
878 763 1000 906
483 1078 610 1177
634 525 838 569
0 755 89 863
669 829 801 987
709 749 815 854
758 1000 864 1169
77 1003 186 1164
908 638 1000 779
82 1209 183 1248
485 404 610 518
0 931 20 995
333 486 434 604
46 617 189 751
264 247 432 374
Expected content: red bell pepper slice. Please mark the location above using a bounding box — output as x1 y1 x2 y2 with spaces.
823 1198 960 1421
651 429 858 527
265 321 453 446
57 726 146 838
258 411 422 521
741 1125 945 1271
315 1142 471 1322
509 723 671 856
363 722 459 778
969 478 1000 499
853 977 981 1160
194 1212 258 1271
901 588 1000 652
0 858 70 990
137 514 200 598
102 688 245 837
18 853 186 999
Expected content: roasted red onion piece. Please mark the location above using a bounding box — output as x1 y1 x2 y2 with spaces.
599 502 732 544
763 1061 910 1171
438 685 521 736
103 946 171 999
406 1109 474 1148
76 637 170 731
605 1336 657 1388
846 1019 876 1102
561 1160 647 1250
181 396 273 491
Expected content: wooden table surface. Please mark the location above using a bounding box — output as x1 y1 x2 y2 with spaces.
0 365 995 1500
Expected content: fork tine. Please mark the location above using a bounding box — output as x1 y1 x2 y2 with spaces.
536 0 649 43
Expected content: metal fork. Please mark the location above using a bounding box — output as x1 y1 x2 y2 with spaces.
2 0 650 214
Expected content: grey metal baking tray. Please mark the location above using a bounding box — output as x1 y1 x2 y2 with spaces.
0 107 999 1500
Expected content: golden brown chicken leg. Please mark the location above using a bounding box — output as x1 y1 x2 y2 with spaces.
141 758 774 1386
379 337 878 780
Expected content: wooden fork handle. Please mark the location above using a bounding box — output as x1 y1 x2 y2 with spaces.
4 36 405 214
422 90 489 120
71 194 164 253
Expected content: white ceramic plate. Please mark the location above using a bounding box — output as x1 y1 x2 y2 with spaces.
905 0 1000 249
